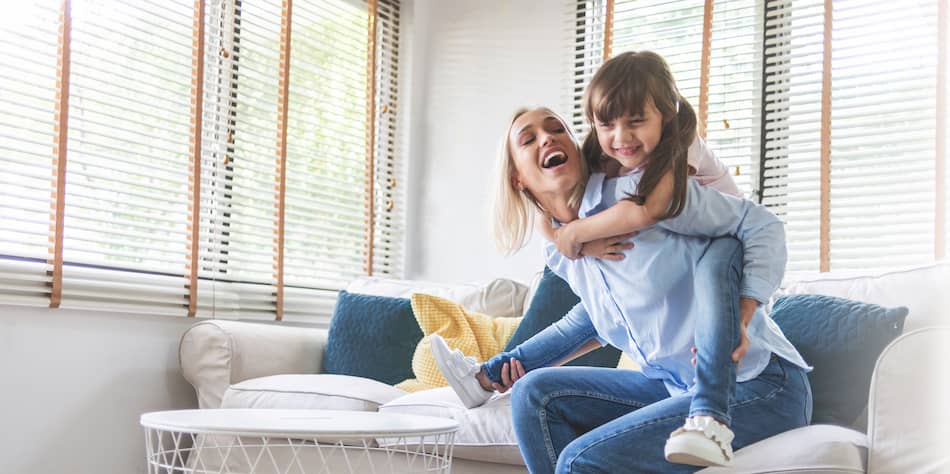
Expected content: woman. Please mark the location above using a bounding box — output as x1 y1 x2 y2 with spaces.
493 106 812 473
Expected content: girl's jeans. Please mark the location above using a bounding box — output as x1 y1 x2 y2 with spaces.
482 237 745 424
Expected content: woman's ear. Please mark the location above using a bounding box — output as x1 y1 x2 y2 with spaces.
510 174 524 192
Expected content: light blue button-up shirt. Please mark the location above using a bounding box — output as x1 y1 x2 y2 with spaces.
546 172 810 394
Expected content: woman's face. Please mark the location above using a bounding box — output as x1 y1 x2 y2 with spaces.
508 109 584 198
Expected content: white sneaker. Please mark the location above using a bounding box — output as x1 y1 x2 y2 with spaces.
664 415 735 467
429 334 494 408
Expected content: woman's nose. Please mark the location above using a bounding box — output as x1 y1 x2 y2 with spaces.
542 133 557 146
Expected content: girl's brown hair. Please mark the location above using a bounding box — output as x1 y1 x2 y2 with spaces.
582 51 696 218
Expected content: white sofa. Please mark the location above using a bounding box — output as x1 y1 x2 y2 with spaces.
179 263 950 473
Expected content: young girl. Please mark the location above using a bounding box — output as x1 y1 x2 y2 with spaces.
432 51 806 469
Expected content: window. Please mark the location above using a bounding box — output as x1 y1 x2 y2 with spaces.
570 0 948 272
762 0 946 272
0 0 404 324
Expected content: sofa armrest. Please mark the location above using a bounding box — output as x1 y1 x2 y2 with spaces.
866 327 950 474
179 320 328 409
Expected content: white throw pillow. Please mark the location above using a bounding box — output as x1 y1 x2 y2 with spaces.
222 374 406 412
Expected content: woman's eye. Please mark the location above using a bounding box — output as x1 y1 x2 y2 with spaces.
522 137 535 145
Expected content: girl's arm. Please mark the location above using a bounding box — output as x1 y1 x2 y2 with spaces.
649 179 787 306
556 170 674 259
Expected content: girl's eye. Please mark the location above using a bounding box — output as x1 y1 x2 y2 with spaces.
521 137 535 145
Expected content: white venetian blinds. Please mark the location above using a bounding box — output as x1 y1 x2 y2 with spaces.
762 0 947 272
0 2 59 306
0 0 405 323
568 0 764 197
62 0 195 313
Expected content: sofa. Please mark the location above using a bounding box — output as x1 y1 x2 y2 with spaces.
179 262 950 473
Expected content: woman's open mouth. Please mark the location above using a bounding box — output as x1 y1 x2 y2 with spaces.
542 151 568 169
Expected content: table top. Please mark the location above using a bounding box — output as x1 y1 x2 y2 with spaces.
141 409 458 438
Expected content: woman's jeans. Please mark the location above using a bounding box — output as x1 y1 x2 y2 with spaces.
513 356 812 474
483 237 745 423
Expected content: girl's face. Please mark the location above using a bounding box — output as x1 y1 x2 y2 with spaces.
593 97 664 171
508 109 583 198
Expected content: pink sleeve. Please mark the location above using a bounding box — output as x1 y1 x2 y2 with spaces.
686 137 742 197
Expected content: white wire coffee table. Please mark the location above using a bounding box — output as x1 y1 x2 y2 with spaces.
141 409 458 474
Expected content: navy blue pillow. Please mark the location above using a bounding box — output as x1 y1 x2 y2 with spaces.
323 291 423 385
770 294 908 427
505 266 621 368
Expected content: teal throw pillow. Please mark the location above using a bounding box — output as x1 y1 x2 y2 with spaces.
770 293 908 427
324 291 423 385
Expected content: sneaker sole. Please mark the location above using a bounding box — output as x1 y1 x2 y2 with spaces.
664 435 730 467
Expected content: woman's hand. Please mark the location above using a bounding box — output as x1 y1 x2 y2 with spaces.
731 298 759 363
690 298 758 367
579 232 637 261
490 358 526 393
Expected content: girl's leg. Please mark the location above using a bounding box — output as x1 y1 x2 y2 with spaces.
688 236 743 423
510 366 670 474
553 356 812 474
481 301 598 384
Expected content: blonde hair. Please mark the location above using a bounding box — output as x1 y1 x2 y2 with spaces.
582 51 696 218
491 107 588 254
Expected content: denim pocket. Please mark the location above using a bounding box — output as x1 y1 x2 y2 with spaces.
737 356 787 402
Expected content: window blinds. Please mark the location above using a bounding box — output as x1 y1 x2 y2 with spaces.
0 2 60 306
0 0 404 323
762 0 946 272
569 0 763 198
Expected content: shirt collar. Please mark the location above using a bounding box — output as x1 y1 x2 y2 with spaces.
579 172 606 218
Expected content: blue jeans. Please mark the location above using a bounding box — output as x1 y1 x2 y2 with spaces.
483 237 744 424
512 355 812 473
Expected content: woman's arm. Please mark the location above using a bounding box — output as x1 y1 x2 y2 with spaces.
555 170 674 259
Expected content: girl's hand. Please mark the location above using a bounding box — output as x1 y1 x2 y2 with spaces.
580 232 637 261
491 358 526 393
554 224 583 260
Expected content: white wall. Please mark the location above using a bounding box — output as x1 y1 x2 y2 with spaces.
404 0 575 284
0 306 198 474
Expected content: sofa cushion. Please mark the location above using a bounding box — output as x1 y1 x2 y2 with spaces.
699 424 867 473
505 266 621 368
377 388 868 471
378 387 523 466
404 294 522 391
221 374 407 411
346 276 528 317
770 294 908 427
780 261 947 332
